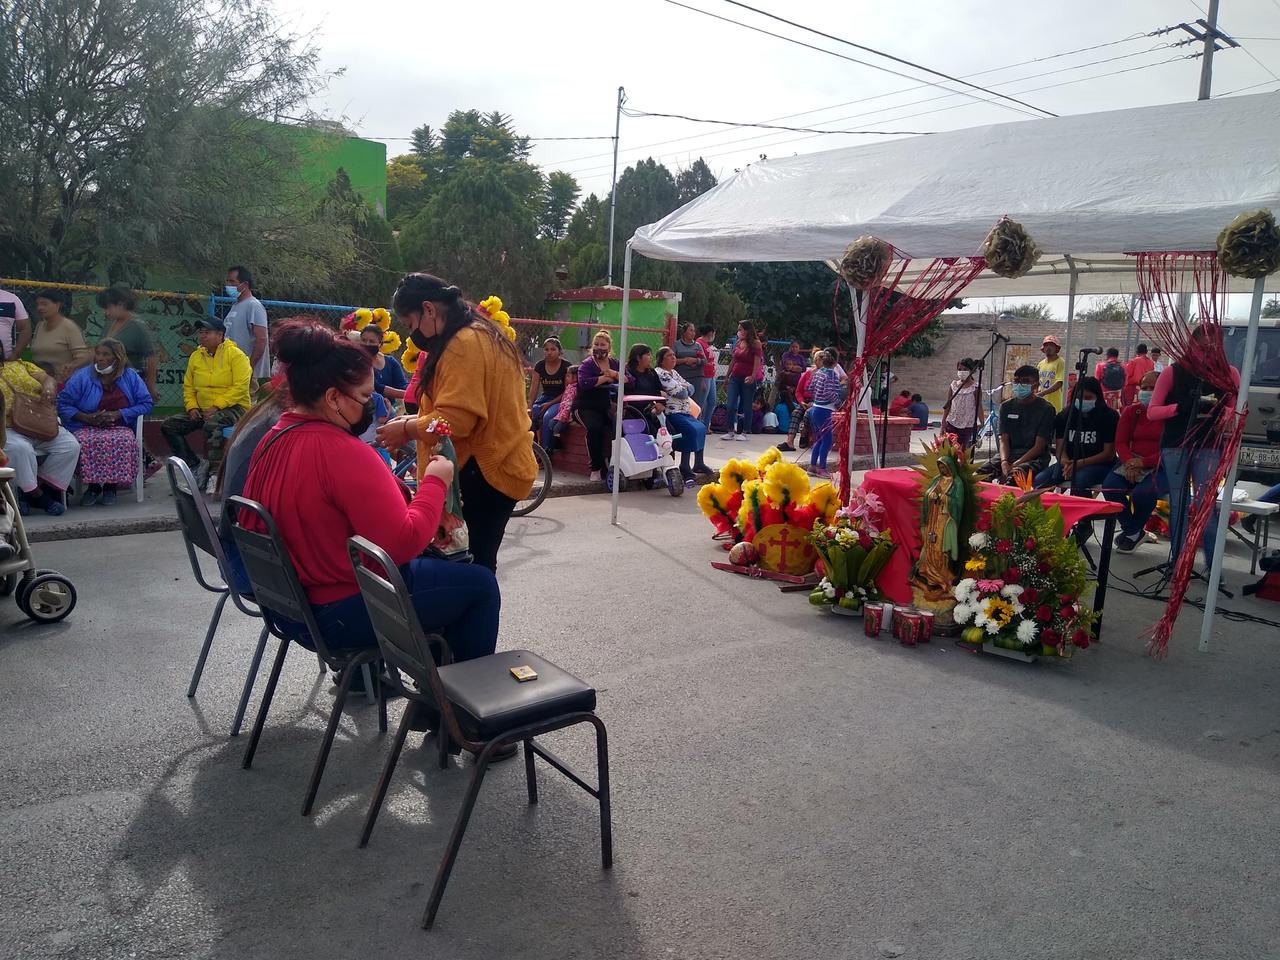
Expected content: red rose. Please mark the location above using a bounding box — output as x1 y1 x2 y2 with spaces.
1004 567 1021 583
1060 593 1074 604
1058 605 1075 621
995 538 1013 554
1021 587 1039 605
1042 627 1060 645
1072 629 1090 649
1036 605 1053 622
825 528 836 540
858 530 873 550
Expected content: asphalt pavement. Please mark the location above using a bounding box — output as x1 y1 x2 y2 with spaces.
1 489 1278 960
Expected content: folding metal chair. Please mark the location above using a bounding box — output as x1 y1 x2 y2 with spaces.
167 457 270 737
228 496 383 816
346 535 612 930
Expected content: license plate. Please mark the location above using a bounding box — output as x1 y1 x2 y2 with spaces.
1239 445 1280 468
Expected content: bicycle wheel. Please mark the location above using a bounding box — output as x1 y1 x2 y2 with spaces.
512 441 552 517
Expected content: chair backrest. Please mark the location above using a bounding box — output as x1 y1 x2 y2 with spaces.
227 495 331 659
346 536 464 744
167 456 232 597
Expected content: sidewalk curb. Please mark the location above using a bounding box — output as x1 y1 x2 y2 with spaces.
26 451 919 543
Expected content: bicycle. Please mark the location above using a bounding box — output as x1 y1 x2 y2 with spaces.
392 441 552 518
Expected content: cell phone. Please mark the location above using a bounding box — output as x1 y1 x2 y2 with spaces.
510 665 538 682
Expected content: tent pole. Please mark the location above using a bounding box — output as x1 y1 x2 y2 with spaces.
1061 256 1078 397
850 286 876 480
1197 275 1266 652
610 244 633 526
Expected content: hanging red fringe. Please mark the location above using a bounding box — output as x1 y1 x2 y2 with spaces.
836 250 986 496
1136 252 1245 659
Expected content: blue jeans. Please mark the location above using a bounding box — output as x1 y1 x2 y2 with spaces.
280 558 500 661
667 411 706 454
724 376 756 434
1102 465 1169 538
1032 459 1117 492
808 405 835 468
530 394 557 437
539 402 562 448
698 377 717 428
1260 482 1280 504
1162 446 1224 566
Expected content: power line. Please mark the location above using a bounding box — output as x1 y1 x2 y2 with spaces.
660 0 1045 120
1213 78 1280 96
547 35 1165 169
562 51 1195 179
618 107 934 136
370 134 615 142
717 0 1058 118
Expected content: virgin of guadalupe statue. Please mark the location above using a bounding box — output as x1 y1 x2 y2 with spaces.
911 453 965 600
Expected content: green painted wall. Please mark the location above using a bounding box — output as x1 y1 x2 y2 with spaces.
542 296 676 359
280 125 388 216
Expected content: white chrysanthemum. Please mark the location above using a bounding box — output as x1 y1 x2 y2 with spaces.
985 619 1000 635
953 603 974 623
968 532 989 550
955 577 978 602
818 577 831 590
1016 619 1039 644
1000 584 1024 599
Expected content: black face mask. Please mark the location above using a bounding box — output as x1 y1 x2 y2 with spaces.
341 395 376 436
363 344 379 357
409 327 431 350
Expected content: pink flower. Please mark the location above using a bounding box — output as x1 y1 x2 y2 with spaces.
1024 538 1037 550
976 579 1004 594
977 514 992 532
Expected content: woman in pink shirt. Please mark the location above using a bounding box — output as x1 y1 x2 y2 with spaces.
696 323 718 428
721 321 763 441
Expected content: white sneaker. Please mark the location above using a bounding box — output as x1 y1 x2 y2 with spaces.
204 474 218 496
721 432 735 441
734 433 747 441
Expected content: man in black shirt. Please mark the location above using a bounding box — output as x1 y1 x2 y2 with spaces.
990 364 1057 485
1033 376 1118 491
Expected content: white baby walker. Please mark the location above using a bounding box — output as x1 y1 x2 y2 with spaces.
0 466 78 623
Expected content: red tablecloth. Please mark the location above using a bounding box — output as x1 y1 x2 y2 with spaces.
861 468 1124 604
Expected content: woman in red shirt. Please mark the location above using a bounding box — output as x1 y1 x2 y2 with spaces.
721 320 763 441
239 320 499 662
1101 371 1166 552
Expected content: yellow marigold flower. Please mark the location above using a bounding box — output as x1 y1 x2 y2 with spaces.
479 295 504 315
807 481 839 519
762 461 810 507
504 324 516 341
965 557 986 572
381 330 402 354
697 482 728 519
371 307 392 330
353 308 373 330
737 478 763 530
756 446 782 472
718 458 759 494
402 339 420 368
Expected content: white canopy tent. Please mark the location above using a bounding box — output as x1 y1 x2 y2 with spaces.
611 91 1280 652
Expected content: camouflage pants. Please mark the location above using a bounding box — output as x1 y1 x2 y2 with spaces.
161 405 245 469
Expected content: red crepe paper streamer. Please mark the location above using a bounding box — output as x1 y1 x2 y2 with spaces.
835 250 987 495
1135 251 1245 659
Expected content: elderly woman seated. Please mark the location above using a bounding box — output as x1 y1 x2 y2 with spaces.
0 339 79 516
654 346 711 480
57 338 154 506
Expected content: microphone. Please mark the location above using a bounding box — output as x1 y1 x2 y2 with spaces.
991 330 1010 342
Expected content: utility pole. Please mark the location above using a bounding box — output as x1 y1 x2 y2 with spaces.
606 86 625 287
1198 0 1220 99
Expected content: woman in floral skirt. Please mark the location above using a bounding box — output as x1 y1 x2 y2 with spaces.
57 338 154 505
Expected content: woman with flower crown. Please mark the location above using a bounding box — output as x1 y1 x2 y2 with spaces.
376 274 535 573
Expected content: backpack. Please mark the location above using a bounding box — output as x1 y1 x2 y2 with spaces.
710 403 729 432
1101 360 1126 391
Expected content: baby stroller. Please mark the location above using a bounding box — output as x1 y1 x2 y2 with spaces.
0 465 78 623
605 398 685 498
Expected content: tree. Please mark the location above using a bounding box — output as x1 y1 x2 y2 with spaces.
1001 302 1057 322
398 164 550 314
310 168 402 307
1263 296 1280 319
675 159 718 205
386 155 430 226
1077 295 1131 325
541 171 580 241
0 0 343 287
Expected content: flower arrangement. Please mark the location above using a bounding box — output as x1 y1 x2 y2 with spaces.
342 307 392 332
477 295 517 342
697 449 840 573
953 493 1097 656
807 486 897 610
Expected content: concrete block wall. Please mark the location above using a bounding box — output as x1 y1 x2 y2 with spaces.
884 313 1146 409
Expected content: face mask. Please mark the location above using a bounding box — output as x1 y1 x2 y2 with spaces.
1138 389 1154 405
409 327 431 350
1012 383 1033 400
593 347 609 360
224 284 239 298
956 370 969 379
1076 399 1096 414
94 363 115 375
363 344 380 357
340 395 376 436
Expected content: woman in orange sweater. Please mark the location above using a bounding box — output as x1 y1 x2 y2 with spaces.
378 274 536 573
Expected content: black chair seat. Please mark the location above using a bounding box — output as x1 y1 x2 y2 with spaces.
439 651 596 741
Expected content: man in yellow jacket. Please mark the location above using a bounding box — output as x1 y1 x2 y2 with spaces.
162 317 252 491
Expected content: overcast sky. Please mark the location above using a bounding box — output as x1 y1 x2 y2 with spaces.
286 0 1280 199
